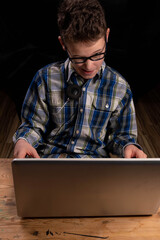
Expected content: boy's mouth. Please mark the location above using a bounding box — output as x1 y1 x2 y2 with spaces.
81 69 95 75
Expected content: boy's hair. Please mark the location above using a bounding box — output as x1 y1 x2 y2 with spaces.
57 0 107 43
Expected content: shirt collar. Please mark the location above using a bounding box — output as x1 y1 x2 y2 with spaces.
64 59 75 83
64 58 106 83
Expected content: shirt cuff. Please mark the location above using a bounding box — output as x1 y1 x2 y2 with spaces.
13 137 29 145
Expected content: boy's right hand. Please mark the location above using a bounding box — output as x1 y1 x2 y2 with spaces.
13 139 40 158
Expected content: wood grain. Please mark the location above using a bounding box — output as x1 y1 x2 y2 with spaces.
0 158 160 240
136 83 160 157
0 91 20 158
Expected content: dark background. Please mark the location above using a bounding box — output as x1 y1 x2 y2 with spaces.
0 0 159 117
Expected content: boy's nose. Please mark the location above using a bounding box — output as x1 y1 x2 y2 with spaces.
83 59 93 70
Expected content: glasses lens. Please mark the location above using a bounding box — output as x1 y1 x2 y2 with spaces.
91 53 105 61
71 58 86 64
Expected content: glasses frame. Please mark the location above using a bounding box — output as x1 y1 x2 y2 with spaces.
67 44 106 64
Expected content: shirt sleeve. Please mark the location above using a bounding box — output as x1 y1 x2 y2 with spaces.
13 69 49 148
106 83 140 157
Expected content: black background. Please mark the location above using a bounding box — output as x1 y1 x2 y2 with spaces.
0 0 159 116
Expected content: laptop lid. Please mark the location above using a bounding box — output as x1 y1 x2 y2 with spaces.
12 158 160 217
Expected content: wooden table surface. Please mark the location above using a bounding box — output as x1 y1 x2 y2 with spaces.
1 158 160 240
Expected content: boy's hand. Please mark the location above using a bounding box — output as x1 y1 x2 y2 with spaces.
13 139 40 158
124 144 147 158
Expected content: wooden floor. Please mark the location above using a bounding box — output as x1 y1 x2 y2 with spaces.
0 84 160 158
136 83 160 157
0 91 20 158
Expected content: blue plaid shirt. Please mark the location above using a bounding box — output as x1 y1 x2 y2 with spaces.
13 59 139 158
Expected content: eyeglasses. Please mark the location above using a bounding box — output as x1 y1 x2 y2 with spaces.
67 45 106 64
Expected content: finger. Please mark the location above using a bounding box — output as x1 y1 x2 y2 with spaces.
14 150 27 158
29 148 40 158
124 151 133 158
32 151 40 158
136 150 147 158
124 149 132 158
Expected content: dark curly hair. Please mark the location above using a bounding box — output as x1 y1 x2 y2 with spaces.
57 0 107 43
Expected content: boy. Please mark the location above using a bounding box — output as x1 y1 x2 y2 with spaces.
13 0 147 158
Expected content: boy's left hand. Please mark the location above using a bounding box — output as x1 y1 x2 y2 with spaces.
124 144 147 158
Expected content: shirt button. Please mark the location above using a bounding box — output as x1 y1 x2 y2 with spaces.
82 87 86 92
80 108 83 113
71 141 75 145
76 130 80 135
105 103 109 109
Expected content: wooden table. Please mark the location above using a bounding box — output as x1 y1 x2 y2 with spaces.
1 158 160 240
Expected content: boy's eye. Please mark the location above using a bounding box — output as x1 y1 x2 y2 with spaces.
76 52 102 60
69 50 106 64
91 53 104 60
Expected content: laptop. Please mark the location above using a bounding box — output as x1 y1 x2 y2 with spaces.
12 158 160 218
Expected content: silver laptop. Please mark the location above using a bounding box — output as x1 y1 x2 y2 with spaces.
12 158 160 218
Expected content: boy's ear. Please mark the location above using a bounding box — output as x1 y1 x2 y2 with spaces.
58 36 66 51
106 28 110 42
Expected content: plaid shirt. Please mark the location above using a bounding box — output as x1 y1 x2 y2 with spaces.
13 59 139 158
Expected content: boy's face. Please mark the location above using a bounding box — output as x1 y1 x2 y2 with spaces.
59 34 109 80
67 37 106 79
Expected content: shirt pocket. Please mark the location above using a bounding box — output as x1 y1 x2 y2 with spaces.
90 97 112 128
91 95 120 128
92 95 120 112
